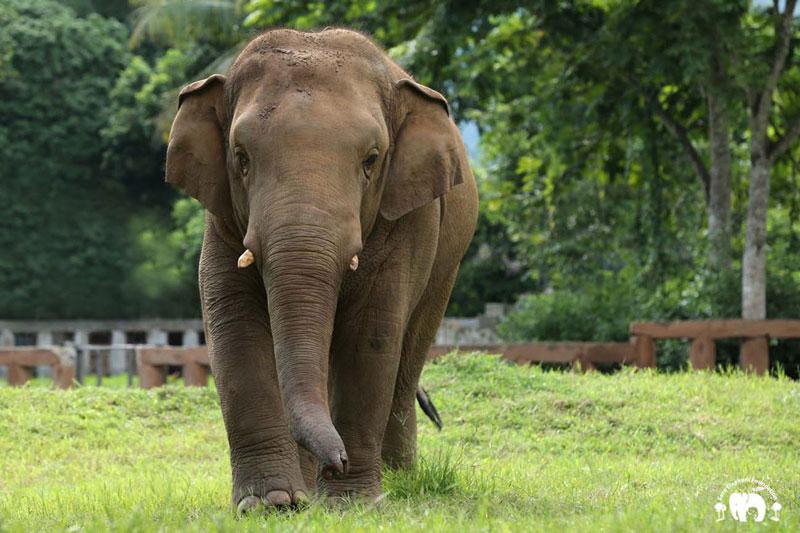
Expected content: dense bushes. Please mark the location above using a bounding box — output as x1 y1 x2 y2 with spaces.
497 273 637 343
499 260 800 377
0 0 205 319
0 0 131 318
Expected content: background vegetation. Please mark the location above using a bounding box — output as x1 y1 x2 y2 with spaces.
2 1 799 371
0 353 797 531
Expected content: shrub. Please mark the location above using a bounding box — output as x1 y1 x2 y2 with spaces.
497 273 639 343
498 264 800 377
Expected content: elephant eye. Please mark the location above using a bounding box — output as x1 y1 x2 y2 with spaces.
236 149 249 177
362 152 379 175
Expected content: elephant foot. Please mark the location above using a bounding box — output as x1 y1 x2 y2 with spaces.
231 457 310 515
319 459 382 502
324 491 385 509
236 489 308 516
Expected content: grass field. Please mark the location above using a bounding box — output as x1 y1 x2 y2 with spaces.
0 353 798 532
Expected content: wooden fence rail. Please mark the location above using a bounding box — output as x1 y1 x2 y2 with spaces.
136 346 210 388
135 342 643 389
630 319 800 375
3 319 797 388
0 346 76 388
429 342 642 370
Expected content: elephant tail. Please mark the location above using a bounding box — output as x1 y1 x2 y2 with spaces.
416 387 442 430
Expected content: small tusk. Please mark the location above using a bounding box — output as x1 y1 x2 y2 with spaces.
349 254 359 271
237 249 255 269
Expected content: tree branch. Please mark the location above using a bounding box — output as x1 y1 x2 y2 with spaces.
754 0 797 128
651 98 711 199
769 113 800 162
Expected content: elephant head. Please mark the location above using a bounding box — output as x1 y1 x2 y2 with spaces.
728 492 767 522
164 30 467 479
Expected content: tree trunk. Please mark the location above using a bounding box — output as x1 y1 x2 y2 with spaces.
740 0 797 321
706 91 732 270
742 155 770 319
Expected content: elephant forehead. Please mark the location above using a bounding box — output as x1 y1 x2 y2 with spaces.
229 43 386 101
236 28 390 75
229 56 385 126
230 73 388 147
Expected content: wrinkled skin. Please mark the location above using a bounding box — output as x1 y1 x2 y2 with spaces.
165 28 478 511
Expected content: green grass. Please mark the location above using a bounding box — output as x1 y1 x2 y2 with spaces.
0 353 798 532
4 373 204 389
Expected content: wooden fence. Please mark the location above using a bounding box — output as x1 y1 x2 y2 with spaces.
428 342 640 370
136 346 210 388
2 319 798 388
0 346 76 388
630 319 800 375
135 342 640 389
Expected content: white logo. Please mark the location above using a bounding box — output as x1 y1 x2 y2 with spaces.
715 478 782 523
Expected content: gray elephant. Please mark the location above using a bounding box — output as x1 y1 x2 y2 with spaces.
165 28 478 512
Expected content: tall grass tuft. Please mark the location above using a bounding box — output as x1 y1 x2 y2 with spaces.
384 448 484 499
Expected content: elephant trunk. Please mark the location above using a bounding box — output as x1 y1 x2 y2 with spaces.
260 224 350 480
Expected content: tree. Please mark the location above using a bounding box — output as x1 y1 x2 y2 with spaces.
590 0 800 320
0 0 131 318
741 0 800 319
129 0 243 49
588 0 746 271
119 0 800 329
58 0 131 20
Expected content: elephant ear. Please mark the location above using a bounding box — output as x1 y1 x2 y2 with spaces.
165 74 231 219
380 79 469 221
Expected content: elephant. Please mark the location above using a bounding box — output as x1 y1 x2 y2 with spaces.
728 492 767 522
165 28 478 512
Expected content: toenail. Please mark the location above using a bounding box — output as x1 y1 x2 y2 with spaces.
266 490 292 507
236 495 262 516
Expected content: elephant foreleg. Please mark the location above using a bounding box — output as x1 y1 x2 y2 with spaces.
382 267 459 469
324 303 407 499
324 209 439 499
200 223 308 511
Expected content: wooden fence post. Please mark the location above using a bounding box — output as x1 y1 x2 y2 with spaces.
53 364 75 389
740 337 768 375
138 363 166 388
7 363 31 386
689 336 715 370
183 361 208 386
136 349 166 389
632 335 656 368
570 354 596 373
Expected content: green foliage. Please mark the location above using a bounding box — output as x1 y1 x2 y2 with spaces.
498 270 641 343
122 199 203 317
446 211 532 317
58 0 132 20
3 0 799 337
124 198 203 317
130 0 244 49
0 1 207 319
0 0 132 318
1 354 799 530
244 0 437 47
500 258 800 376
101 46 215 205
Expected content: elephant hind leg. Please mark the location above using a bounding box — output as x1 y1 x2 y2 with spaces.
381 267 459 469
